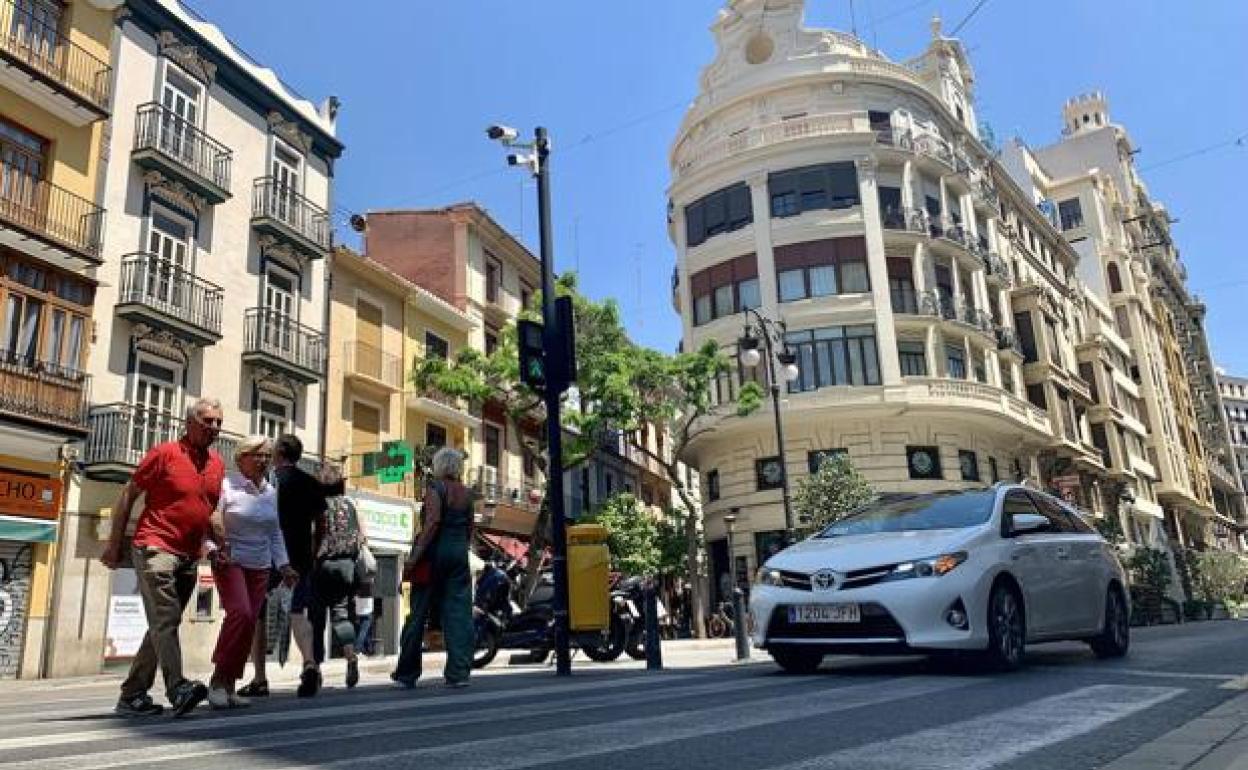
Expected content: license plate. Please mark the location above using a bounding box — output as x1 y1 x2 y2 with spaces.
788 603 861 624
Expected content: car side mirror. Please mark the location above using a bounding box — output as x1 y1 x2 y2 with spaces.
1010 512 1049 537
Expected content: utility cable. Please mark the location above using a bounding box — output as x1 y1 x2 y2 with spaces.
950 0 992 35
1140 133 1247 172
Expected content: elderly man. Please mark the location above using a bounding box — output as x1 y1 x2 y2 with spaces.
101 397 226 717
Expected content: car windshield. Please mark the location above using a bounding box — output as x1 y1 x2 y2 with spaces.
817 490 997 537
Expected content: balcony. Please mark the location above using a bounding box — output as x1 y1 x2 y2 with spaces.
881 206 927 235
82 403 241 480
974 178 1000 211
343 340 402 393
954 303 996 339
912 132 956 172
995 325 1024 357
0 0 110 125
672 110 856 180
407 386 480 430
251 177 330 257
983 250 1012 286
903 377 1052 437
892 288 943 318
0 175 104 265
115 253 223 346
132 103 232 204
0 352 88 434
241 308 325 383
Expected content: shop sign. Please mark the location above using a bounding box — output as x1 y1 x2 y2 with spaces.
0 471 61 521
352 495 415 549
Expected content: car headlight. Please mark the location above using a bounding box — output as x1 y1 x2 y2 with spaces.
754 567 784 587
882 551 968 581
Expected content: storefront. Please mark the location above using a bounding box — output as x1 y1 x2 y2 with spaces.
349 491 416 656
0 468 62 680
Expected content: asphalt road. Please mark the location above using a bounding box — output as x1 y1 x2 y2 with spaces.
1 620 1246 770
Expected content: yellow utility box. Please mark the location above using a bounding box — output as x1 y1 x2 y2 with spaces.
567 524 610 631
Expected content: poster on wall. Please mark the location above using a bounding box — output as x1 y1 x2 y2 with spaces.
104 595 146 660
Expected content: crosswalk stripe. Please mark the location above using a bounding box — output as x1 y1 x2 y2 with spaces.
758 684 1184 770
0 670 711 749
251 676 973 770
0 672 803 770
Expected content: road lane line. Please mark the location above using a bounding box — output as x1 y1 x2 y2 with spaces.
1219 674 1248 690
245 676 974 770
0 673 808 770
759 684 1184 770
1032 665 1233 682
0 670 712 749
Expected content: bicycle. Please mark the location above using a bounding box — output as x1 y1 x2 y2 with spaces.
706 600 736 639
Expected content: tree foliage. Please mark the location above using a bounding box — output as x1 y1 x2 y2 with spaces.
586 493 660 577
793 453 876 531
1188 550 1248 604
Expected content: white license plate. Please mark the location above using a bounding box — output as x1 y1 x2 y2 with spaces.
788 603 861 624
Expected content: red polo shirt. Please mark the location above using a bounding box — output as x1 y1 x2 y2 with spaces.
131 438 226 558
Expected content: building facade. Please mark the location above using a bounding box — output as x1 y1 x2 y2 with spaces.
1218 372 1248 547
0 0 116 680
325 245 476 653
668 0 1118 593
47 0 343 677
1021 92 1246 550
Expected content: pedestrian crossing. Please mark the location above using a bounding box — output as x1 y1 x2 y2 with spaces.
0 663 1212 770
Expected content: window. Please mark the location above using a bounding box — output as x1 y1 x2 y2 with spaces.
690 254 759 326
989 457 1000 483
485 255 500 304
1114 306 1131 339
906 446 943 480
520 282 533 311
774 237 869 302
1002 489 1043 533
425 331 449 360
257 397 290 439
685 183 752 247
484 328 499 356
756 456 785 491
425 422 447 450
131 356 179 451
768 162 860 218
786 324 881 392
945 344 966 379
807 448 848 474
1027 383 1047 411
11 0 63 66
887 258 916 313
878 186 903 224
1107 263 1123 294
484 424 501 469
898 341 927 376
1014 311 1038 362
705 469 720 502
1058 198 1084 231
0 116 47 212
819 491 996 537
958 450 980 481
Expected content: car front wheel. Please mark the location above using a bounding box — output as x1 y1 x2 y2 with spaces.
983 582 1025 672
1089 586 1130 659
770 645 823 675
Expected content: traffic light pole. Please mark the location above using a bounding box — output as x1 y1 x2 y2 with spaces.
535 127 572 676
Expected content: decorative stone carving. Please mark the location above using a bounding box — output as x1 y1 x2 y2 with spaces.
132 324 193 362
267 111 313 154
854 155 878 177
258 234 309 270
253 367 298 398
157 30 217 84
142 170 206 215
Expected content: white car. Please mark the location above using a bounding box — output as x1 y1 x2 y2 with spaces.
749 484 1130 674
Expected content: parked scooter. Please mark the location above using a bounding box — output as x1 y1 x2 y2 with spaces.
618 576 668 660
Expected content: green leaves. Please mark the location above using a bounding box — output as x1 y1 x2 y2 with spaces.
793 453 876 532
586 493 661 577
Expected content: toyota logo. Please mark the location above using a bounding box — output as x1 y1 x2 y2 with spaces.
811 570 838 591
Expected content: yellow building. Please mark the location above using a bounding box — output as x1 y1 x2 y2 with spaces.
0 0 116 679
325 246 477 653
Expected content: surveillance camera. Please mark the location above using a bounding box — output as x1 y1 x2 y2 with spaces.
487 124 519 144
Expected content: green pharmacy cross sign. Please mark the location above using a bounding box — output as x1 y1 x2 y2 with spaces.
362 440 414 484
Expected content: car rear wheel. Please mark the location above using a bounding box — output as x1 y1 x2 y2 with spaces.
983 582 1025 672
770 645 823 675
1089 586 1130 659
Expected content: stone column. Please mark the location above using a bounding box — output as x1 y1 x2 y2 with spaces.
747 172 779 318
857 155 901 386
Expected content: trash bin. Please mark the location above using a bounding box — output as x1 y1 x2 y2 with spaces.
567 524 610 631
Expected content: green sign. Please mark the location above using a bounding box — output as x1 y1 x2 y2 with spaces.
362 440 414 484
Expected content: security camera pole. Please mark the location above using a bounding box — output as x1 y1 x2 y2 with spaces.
489 124 573 676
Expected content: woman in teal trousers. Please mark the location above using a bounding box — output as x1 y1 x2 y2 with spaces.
393 448 475 688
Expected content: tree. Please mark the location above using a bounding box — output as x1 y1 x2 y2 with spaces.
586 493 660 577
793 453 876 532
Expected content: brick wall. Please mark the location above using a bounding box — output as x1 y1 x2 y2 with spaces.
364 211 463 309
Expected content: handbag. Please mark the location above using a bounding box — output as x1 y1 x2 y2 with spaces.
355 542 378 584
403 557 432 587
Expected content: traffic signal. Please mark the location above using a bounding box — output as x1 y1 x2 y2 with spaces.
518 319 546 391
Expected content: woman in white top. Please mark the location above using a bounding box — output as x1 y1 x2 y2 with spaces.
206 435 296 708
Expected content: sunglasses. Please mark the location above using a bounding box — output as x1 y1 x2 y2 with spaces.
195 416 224 427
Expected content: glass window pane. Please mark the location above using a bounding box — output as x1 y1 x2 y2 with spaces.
815 341 832 387
831 339 848 384
863 337 880 384
737 278 760 310
18 297 40 362
798 344 816 391
3 295 19 356
840 260 870 293
66 316 83 370
45 309 64 366
714 284 734 318
778 270 806 302
694 294 712 325
809 265 836 297
848 339 864 384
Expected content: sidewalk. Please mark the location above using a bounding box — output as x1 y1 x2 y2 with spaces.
1100 692 1248 770
1 638 746 693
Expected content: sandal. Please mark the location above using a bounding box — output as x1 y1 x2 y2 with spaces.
237 680 269 697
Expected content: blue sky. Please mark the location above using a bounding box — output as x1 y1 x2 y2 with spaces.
190 0 1247 372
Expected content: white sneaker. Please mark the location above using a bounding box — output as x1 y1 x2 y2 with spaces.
207 687 231 709
227 693 250 708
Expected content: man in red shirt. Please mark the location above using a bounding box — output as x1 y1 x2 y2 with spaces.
101 397 226 717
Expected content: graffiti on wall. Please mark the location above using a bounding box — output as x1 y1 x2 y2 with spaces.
0 543 32 679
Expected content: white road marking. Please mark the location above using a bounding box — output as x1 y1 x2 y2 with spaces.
1033 665 1233 682
253 676 973 770
760 684 1184 770
1219 674 1248 690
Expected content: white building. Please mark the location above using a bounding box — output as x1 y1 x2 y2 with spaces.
668 0 1108 602
49 0 343 677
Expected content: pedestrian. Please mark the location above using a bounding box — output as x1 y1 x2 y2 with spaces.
236 434 344 699
392 448 476 689
354 581 375 656
314 465 366 688
205 436 297 708
99 397 226 717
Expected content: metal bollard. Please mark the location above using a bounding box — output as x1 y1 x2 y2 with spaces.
732 587 750 661
644 580 663 670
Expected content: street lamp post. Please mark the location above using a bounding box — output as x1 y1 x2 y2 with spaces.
488 124 572 676
738 308 801 546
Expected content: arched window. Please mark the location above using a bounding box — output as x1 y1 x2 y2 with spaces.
1107 262 1123 294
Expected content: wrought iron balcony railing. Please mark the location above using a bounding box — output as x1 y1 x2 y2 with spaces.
133 102 232 196
881 206 927 234
0 172 105 260
251 177 331 253
242 308 326 379
0 0 111 113
0 350 89 431
343 340 402 389
84 402 241 468
117 253 224 340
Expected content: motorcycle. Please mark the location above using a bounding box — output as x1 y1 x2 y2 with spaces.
618 576 669 660
471 563 628 668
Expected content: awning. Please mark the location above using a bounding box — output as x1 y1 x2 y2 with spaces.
0 514 57 543
478 532 541 567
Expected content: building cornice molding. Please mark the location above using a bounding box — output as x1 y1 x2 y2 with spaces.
157 29 217 84
267 111 314 154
